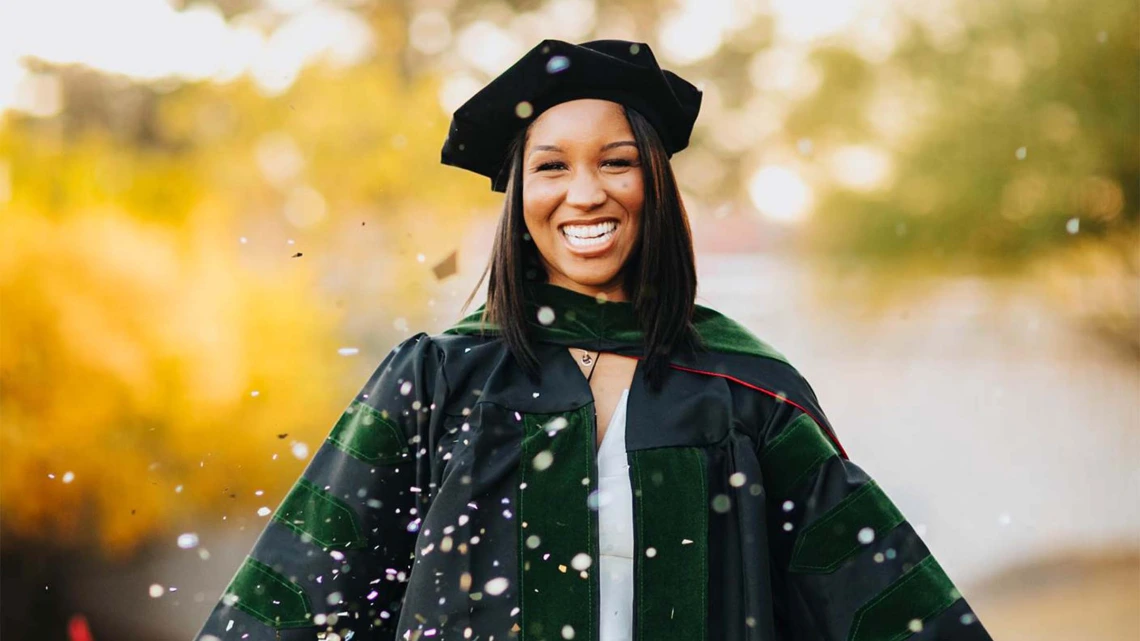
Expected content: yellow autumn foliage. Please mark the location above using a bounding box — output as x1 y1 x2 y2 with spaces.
0 50 492 557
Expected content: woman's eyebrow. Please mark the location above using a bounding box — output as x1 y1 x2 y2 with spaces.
529 140 638 157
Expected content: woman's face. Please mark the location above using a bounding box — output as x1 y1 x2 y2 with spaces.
522 99 644 302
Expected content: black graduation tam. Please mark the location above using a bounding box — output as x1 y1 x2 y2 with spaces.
440 39 703 192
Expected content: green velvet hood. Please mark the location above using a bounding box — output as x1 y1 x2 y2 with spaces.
442 282 788 364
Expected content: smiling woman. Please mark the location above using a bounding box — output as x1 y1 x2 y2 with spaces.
472 94 701 391
194 39 993 641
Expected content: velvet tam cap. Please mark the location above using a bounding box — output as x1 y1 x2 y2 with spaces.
440 39 703 192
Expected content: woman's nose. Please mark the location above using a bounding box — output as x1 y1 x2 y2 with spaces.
564 168 607 210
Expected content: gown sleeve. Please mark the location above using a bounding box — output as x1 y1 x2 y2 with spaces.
757 367 993 641
193 332 446 641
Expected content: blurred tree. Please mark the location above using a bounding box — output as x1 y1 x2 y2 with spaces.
796 0 1137 266
0 12 493 554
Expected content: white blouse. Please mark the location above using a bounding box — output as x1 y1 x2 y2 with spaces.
595 388 634 641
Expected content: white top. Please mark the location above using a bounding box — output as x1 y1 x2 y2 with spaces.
596 388 634 641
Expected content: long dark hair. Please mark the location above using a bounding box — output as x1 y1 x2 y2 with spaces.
462 105 701 392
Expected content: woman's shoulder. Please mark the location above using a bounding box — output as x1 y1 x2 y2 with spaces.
691 304 789 365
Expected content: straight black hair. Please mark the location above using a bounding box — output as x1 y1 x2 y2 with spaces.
462 105 702 392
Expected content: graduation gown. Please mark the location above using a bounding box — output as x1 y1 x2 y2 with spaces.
194 283 992 641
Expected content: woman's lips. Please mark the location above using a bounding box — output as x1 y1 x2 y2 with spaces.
559 222 618 257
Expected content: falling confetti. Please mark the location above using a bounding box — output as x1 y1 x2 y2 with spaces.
338 347 360 356
432 250 459 280
291 442 310 460
148 584 165 598
570 552 592 570
484 577 510 596
857 527 876 544
1066 217 1080 234
711 494 731 513
532 450 554 471
277 433 288 439
291 252 303 258
544 416 568 436
546 55 570 74
1015 147 1027 160
177 533 200 549
61 471 75 484
515 101 534 118
536 306 556 325
257 507 271 517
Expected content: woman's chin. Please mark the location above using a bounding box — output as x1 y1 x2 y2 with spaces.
549 266 625 297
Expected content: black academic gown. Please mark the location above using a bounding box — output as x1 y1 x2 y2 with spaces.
193 283 992 641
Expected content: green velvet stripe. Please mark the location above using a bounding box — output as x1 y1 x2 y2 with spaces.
848 555 961 641
790 481 905 573
327 401 409 465
272 477 366 549
760 413 839 499
518 406 597 641
225 556 313 627
631 447 708 641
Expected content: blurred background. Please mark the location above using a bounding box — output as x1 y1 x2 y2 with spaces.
0 0 1136 638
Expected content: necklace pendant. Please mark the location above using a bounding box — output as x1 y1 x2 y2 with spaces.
580 351 593 366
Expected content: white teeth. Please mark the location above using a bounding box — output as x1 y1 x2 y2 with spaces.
562 226 616 248
561 220 617 239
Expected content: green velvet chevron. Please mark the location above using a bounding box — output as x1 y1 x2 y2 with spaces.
760 412 839 499
272 477 366 549
848 555 961 641
790 480 905 573
224 556 313 627
327 400 409 465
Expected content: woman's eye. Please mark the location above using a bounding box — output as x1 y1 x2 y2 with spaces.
535 159 636 172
